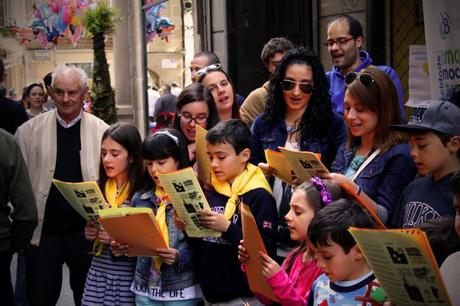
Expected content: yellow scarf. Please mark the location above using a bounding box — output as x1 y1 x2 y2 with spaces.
153 188 171 272
211 163 272 219
105 179 130 208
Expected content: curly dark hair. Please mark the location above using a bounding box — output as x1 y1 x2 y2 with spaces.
265 47 333 142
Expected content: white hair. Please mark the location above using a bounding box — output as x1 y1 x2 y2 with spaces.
51 65 88 90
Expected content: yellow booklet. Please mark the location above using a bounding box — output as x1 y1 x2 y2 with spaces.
349 227 452 306
241 203 278 302
52 179 109 224
265 147 328 183
195 125 211 184
157 167 221 238
98 207 168 256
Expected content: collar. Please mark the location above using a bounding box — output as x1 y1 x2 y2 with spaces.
56 109 83 128
331 50 373 77
330 271 375 293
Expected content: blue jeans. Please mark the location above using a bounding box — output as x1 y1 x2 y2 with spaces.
135 295 201 306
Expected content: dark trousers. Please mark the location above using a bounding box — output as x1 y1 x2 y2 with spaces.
25 232 92 306
0 248 14 306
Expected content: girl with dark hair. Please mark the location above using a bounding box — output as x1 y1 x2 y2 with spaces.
251 47 346 259
239 179 344 305
24 83 47 118
196 64 240 120
326 68 416 224
82 123 144 305
115 129 202 305
173 83 219 168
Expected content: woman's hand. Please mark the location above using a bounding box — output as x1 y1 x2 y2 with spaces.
197 209 230 232
321 172 355 188
258 162 276 179
238 240 249 263
156 248 180 265
97 227 113 245
173 210 187 230
84 220 98 241
110 241 131 257
259 251 281 278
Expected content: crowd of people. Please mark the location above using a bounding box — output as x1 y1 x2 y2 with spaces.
1 13 460 306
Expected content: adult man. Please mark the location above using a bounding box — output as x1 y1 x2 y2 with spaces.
43 72 56 110
154 83 177 117
15 65 109 306
239 37 294 127
0 128 37 306
325 15 405 118
0 58 28 135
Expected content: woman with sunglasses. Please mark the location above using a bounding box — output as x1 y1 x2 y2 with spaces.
173 83 219 167
196 64 240 120
324 68 416 224
251 47 346 260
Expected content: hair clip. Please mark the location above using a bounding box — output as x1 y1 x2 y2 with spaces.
310 176 332 206
155 130 179 145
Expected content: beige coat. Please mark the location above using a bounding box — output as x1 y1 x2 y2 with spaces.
239 81 269 128
15 110 109 245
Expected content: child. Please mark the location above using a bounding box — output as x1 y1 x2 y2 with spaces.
307 199 380 306
82 123 144 305
125 129 202 305
196 119 278 305
390 100 460 228
239 179 344 305
440 170 460 305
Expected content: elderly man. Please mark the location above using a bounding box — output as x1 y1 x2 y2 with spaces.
16 65 109 306
325 14 405 119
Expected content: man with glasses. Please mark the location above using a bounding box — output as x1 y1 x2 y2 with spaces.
325 14 405 119
240 37 295 127
15 65 109 306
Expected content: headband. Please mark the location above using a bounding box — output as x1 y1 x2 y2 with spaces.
310 177 332 206
155 130 179 146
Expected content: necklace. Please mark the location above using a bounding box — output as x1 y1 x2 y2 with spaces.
350 148 373 172
286 119 300 135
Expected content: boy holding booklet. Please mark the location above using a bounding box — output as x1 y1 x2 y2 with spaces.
196 119 278 305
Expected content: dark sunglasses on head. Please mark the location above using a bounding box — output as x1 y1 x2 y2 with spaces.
195 64 222 83
280 80 314 94
344 72 375 87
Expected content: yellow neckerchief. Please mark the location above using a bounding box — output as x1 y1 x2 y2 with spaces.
105 178 130 208
153 187 170 272
211 163 272 219
92 179 131 256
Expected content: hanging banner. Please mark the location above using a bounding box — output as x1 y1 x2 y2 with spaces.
423 0 460 99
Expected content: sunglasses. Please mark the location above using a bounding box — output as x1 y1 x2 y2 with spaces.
323 36 354 48
280 80 314 94
195 64 222 83
344 72 375 87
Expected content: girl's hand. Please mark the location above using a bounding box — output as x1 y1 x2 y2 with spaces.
156 248 180 265
173 210 187 230
238 240 249 263
110 241 131 257
197 209 230 232
259 251 281 278
97 227 113 245
258 162 276 179
84 220 98 241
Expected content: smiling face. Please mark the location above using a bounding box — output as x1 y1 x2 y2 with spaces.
201 71 234 119
146 157 179 188
326 19 362 73
282 64 313 115
53 72 86 123
284 189 315 241
207 141 250 184
28 85 45 110
344 89 378 141
311 241 365 282
101 137 130 185
179 101 209 142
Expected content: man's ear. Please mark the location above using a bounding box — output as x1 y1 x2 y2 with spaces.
239 148 251 163
355 36 364 49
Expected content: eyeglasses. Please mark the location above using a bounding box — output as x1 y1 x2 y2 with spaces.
280 80 314 94
195 64 222 83
179 112 208 124
344 72 375 87
323 37 354 48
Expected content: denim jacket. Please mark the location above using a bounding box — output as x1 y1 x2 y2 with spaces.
131 189 198 291
331 143 417 223
250 112 347 169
